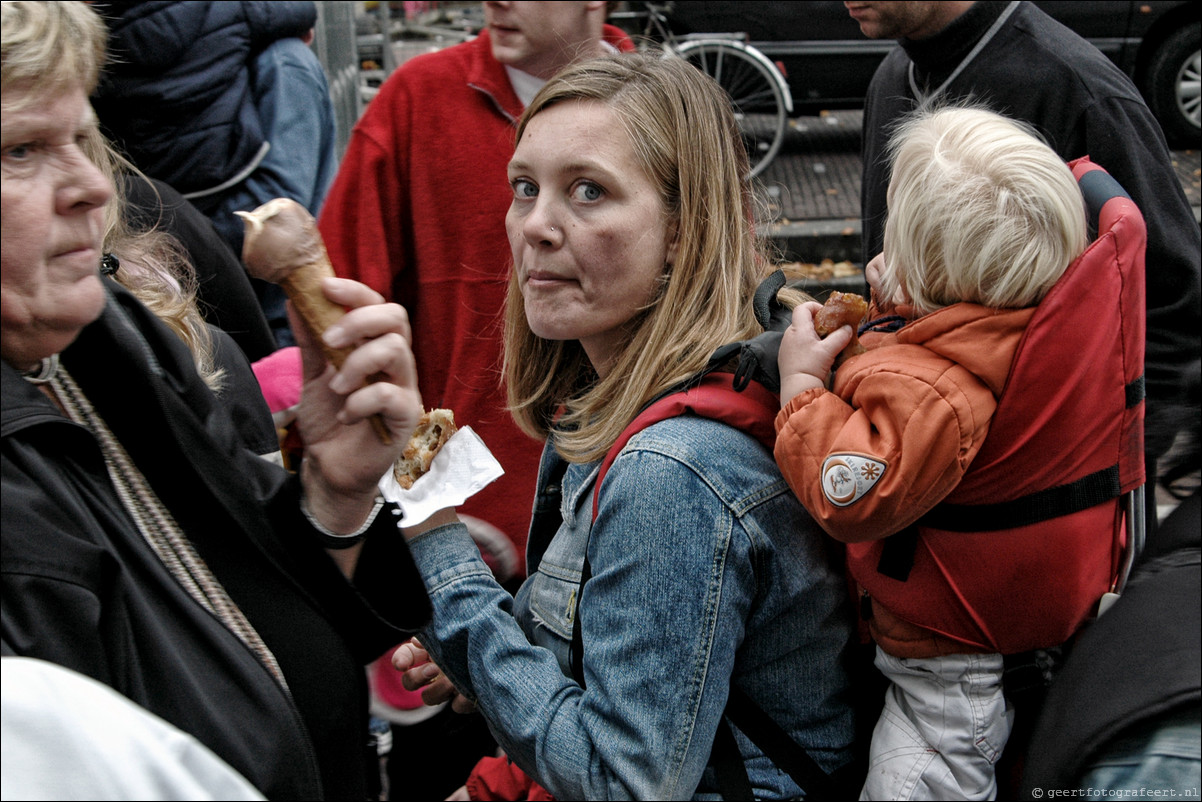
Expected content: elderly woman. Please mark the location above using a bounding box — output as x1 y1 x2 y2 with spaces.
393 53 857 800
1 3 429 799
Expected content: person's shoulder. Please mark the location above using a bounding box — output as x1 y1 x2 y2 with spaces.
873 45 910 79
865 46 910 109
365 39 477 110
606 414 805 528
623 414 780 489
1008 3 1138 91
636 410 767 446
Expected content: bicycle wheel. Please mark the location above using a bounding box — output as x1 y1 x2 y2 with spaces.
675 39 790 180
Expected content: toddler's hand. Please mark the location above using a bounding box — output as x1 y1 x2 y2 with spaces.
778 302 853 405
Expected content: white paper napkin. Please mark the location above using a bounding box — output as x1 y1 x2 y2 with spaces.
378 426 505 525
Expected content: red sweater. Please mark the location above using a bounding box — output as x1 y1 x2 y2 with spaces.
319 28 631 568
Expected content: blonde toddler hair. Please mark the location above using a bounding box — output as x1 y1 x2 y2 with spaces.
880 105 1088 316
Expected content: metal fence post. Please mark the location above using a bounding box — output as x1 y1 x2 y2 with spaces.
312 2 363 160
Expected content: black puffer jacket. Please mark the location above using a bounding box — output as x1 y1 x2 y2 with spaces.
92 1 315 197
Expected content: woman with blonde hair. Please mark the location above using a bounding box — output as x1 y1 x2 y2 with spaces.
393 52 856 800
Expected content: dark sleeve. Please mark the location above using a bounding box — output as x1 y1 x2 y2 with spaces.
162 357 432 659
207 325 279 457
242 1 317 47
1080 95 1202 427
250 478 431 663
83 285 431 659
122 175 277 361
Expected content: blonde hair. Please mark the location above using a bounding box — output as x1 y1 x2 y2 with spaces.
83 128 226 392
880 105 1088 316
1 0 107 108
3 1 222 389
503 52 784 463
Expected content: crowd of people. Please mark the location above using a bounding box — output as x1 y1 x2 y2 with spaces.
2 2 1198 801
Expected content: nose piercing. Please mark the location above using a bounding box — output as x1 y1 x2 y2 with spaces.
550 226 556 232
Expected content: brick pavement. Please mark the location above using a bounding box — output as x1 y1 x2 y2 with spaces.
761 110 1202 266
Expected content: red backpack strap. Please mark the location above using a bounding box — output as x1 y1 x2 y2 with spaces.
591 372 778 520
1068 156 1147 492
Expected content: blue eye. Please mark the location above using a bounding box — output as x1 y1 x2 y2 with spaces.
512 178 537 198
572 181 603 202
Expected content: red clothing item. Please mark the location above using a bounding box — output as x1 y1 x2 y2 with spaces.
466 757 553 801
319 29 632 566
776 304 1032 545
777 158 1144 658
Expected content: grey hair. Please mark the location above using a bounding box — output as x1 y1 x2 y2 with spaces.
2 1 107 111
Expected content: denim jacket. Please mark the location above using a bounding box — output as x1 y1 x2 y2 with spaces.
409 415 856 800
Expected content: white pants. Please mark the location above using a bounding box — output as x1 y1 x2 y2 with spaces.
860 648 1013 801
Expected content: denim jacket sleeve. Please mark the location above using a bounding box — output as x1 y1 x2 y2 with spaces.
407 416 854 800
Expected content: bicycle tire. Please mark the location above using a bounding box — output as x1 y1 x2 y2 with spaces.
674 39 790 180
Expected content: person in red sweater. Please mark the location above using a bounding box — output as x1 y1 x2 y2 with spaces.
317 4 633 798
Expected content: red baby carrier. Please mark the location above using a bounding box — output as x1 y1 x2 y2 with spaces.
860 157 1148 655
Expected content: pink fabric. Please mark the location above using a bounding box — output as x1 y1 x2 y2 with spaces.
370 652 428 711
251 347 302 413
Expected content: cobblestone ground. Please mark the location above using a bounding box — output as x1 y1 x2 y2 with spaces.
761 110 1200 229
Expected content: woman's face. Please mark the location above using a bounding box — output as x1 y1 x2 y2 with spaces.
507 100 677 376
1 86 112 370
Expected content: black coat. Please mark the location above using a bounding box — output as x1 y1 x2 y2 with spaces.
1018 491 1201 797
1 282 430 799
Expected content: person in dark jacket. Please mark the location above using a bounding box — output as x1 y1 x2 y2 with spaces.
1 3 429 799
90 0 313 203
91 1 339 348
847 0 1202 530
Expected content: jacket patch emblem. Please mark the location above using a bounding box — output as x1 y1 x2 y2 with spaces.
821 454 887 507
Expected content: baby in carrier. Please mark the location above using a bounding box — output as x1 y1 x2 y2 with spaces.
774 105 1135 800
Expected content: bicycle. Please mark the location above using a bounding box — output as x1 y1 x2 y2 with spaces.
611 1 794 180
